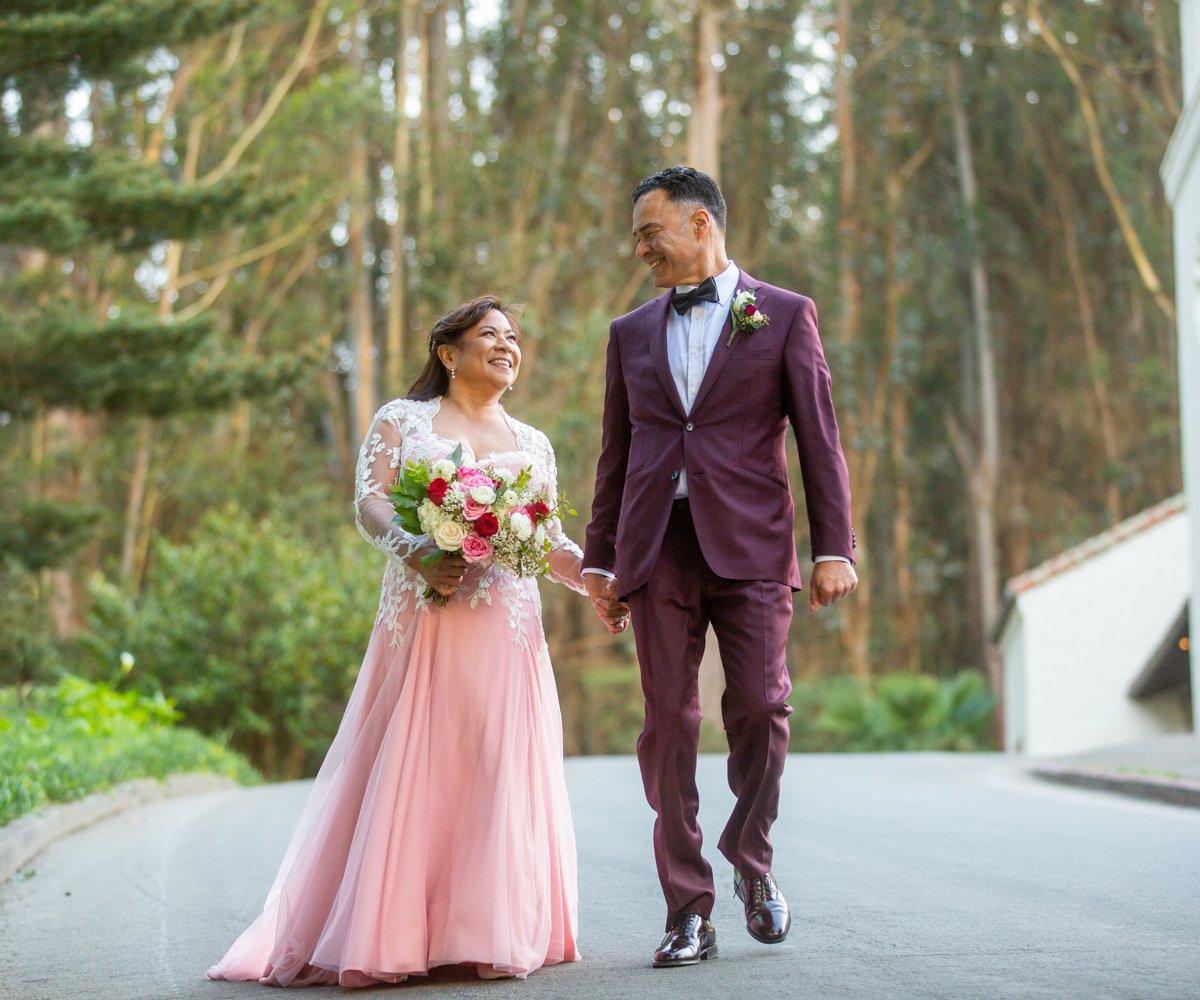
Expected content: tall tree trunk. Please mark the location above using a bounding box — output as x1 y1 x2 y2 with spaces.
1046 166 1123 522
832 0 871 680
947 57 1002 703
689 2 721 182
885 168 919 673
415 4 438 270
386 0 414 393
882 85 937 674
121 97 206 585
348 11 378 443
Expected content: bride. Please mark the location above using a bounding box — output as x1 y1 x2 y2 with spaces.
208 295 595 987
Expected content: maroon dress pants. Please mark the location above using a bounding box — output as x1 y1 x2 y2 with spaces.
627 498 794 925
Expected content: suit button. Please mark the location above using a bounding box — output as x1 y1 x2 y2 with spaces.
685 422 694 431
670 471 680 480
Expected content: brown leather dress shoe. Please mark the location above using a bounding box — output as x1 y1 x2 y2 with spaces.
734 870 792 944
652 912 718 968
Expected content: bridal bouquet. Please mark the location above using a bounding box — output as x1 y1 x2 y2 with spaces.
390 443 572 602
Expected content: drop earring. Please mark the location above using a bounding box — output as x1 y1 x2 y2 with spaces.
449 368 456 380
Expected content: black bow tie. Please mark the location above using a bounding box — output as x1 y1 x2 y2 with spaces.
670 276 719 315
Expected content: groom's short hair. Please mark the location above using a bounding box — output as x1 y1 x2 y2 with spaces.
632 166 727 232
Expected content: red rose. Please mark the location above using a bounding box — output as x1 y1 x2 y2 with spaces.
427 478 450 505
528 501 550 523
475 512 500 537
744 304 758 316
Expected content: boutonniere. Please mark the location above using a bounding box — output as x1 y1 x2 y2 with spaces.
726 288 769 346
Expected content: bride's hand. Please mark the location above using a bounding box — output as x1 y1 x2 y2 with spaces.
407 548 470 598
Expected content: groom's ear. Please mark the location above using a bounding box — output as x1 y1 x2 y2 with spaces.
690 208 712 239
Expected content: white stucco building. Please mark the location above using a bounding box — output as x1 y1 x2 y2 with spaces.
997 497 1192 756
1163 0 1200 728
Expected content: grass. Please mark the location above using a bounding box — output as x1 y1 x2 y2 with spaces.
0 675 259 828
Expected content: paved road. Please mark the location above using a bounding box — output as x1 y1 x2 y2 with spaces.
2 754 1197 1000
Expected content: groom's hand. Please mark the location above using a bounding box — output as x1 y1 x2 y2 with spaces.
586 573 631 635
808 561 858 611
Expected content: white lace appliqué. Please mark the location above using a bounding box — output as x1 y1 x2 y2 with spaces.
353 397 585 648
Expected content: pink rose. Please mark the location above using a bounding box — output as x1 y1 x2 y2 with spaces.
461 532 493 564
462 497 491 521
457 468 491 490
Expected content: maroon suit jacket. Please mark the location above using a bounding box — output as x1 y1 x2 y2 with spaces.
584 268 855 596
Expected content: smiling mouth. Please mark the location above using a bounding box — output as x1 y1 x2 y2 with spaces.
649 258 664 270
490 359 513 370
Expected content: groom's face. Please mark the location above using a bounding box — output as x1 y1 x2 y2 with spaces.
632 189 707 289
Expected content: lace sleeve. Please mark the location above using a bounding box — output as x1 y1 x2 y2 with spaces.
355 400 425 560
531 427 586 595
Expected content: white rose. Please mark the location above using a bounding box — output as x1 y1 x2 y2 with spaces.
494 468 516 486
509 510 533 541
431 459 456 481
432 519 468 550
534 524 547 547
497 492 522 514
417 499 443 534
469 484 497 505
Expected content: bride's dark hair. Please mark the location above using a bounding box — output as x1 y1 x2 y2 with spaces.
406 295 523 401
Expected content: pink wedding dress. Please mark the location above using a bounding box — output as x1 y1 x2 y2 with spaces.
207 397 584 987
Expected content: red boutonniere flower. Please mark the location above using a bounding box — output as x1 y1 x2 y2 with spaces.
726 288 770 347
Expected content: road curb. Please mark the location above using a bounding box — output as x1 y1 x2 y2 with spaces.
0 773 239 885
1031 765 1200 809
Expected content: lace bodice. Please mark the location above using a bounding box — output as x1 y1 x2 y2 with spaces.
354 397 585 641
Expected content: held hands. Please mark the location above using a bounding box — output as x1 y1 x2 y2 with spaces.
808 560 858 612
585 574 631 635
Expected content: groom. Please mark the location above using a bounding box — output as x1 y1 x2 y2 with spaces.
583 166 857 968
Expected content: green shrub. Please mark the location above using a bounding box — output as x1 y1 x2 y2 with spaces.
790 670 996 752
0 559 63 686
0 675 258 827
81 504 377 778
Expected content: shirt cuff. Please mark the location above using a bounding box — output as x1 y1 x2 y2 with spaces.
582 567 616 579
814 555 850 564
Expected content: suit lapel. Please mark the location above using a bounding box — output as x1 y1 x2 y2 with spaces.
690 268 762 415
646 292 687 418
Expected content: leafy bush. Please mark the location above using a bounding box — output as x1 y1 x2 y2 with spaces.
790 670 996 752
81 504 378 778
0 675 257 828
0 559 62 687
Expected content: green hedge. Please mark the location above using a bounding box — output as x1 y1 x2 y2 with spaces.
789 670 997 752
81 504 377 779
0 675 258 828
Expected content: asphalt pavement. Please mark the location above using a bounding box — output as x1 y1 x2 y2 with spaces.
2 752 1198 1000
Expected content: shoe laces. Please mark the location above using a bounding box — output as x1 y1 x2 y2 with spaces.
749 873 777 904
669 911 700 934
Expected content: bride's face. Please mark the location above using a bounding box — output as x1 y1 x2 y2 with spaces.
450 309 521 391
